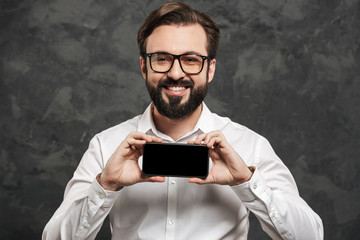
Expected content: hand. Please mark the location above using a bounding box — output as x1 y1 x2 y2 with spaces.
188 131 253 186
98 132 165 191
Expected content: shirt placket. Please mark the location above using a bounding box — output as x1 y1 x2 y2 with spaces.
165 177 178 240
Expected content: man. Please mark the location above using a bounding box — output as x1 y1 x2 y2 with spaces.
43 2 323 239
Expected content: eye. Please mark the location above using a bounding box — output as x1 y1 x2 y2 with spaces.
157 57 166 62
181 55 202 65
155 54 172 63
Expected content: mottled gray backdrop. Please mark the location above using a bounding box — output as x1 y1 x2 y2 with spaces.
1 0 359 239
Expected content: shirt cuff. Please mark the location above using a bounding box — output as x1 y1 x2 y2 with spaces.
231 169 267 202
87 178 122 208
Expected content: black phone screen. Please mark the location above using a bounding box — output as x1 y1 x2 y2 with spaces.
142 142 209 178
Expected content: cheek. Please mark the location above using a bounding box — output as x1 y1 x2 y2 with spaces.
146 72 164 86
192 74 208 88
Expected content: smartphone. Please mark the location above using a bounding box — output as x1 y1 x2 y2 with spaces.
142 142 209 178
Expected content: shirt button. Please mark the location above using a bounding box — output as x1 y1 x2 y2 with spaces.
253 184 257 189
82 222 90 228
99 194 105 199
170 180 176 185
168 219 174 225
285 233 294 239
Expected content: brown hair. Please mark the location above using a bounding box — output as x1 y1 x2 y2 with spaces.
137 1 220 59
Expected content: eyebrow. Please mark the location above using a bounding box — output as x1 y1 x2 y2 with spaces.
151 51 207 56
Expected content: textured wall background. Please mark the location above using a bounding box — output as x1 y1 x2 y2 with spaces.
1 0 359 239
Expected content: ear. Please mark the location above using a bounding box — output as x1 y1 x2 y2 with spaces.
140 56 147 79
207 59 216 83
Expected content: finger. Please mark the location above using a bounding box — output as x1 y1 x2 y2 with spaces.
148 176 166 182
130 132 155 142
188 177 211 185
209 148 221 160
148 135 164 143
126 138 147 148
203 136 221 149
203 132 216 145
205 137 216 148
193 133 206 145
125 133 163 148
203 131 221 144
127 132 160 143
140 175 165 183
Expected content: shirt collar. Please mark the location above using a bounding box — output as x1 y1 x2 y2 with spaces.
193 102 217 134
137 103 157 134
137 102 217 136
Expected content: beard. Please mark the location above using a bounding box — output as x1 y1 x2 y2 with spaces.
146 76 208 119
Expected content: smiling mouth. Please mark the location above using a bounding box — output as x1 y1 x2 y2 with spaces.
166 86 187 91
158 79 194 95
163 85 190 96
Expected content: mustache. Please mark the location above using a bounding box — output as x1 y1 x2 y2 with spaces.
157 78 194 88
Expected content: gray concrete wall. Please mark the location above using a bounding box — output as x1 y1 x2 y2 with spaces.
0 0 359 239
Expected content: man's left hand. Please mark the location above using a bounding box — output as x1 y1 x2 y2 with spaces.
188 130 253 186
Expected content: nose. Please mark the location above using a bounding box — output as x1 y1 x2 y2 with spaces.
167 58 186 80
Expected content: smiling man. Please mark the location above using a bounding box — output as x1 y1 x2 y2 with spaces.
43 2 323 239
142 23 216 139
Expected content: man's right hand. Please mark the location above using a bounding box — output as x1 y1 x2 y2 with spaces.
97 132 165 191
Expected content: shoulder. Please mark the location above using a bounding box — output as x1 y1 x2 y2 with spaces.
95 114 142 146
212 112 259 135
210 111 266 146
211 113 274 166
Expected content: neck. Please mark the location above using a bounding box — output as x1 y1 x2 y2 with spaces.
152 103 203 141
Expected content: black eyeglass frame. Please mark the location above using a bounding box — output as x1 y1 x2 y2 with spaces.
145 52 211 75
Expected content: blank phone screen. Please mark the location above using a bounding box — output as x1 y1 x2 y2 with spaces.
142 143 209 178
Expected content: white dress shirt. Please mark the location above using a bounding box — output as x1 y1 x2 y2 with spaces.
42 103 323 240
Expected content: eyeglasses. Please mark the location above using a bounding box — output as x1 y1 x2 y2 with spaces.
145 52 210 75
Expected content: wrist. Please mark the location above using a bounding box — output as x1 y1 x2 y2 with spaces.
230 166 255 186
96 173 123 191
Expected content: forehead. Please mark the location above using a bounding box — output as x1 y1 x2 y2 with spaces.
145 24 208 55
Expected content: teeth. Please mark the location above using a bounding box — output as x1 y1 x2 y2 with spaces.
168 86 186 91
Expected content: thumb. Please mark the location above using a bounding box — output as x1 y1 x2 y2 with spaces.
188 177 211 185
